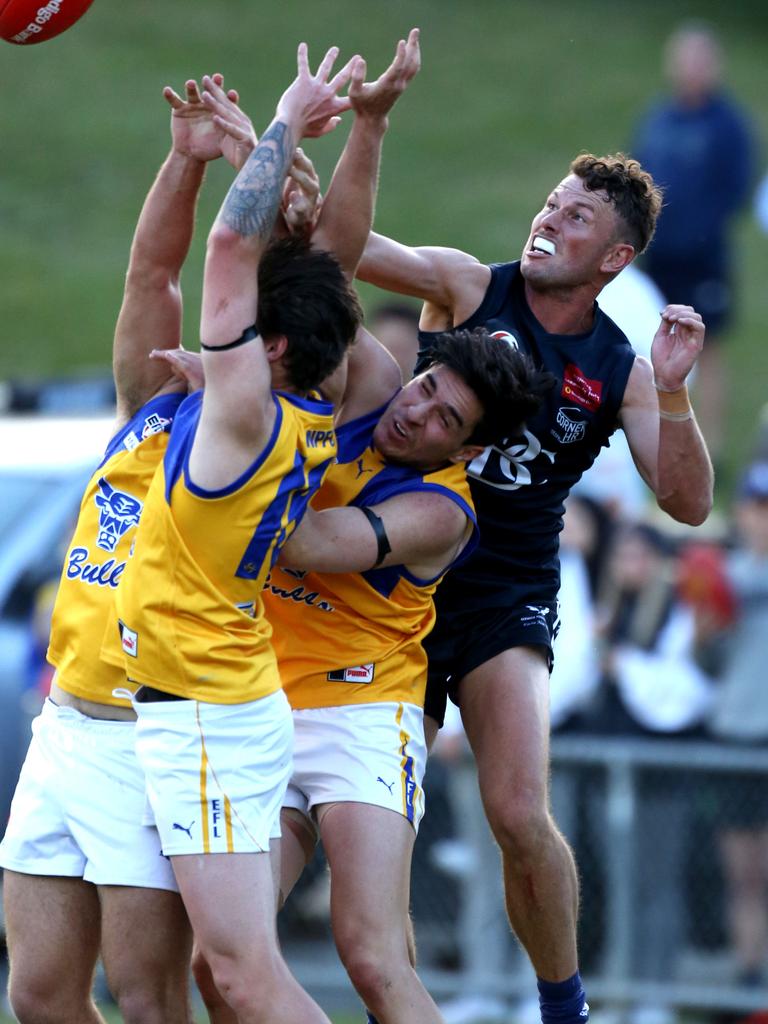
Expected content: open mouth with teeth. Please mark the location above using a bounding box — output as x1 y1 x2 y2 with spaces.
530 235 556 255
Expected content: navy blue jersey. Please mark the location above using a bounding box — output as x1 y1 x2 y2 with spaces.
417 260 636 610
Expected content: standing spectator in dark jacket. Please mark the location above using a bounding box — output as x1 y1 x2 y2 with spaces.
633 22 755 467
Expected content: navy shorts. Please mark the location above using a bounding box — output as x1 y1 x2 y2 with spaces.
423 599 559 727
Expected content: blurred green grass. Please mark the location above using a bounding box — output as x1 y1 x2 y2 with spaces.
1 0 766 486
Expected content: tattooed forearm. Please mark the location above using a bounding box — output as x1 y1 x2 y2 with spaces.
221 121 292 238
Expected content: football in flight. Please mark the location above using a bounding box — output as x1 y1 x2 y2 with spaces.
0 0 95 44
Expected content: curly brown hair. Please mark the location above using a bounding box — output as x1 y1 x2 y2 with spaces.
570 152 663 255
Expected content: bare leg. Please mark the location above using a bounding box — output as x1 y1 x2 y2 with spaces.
3 872 106 1024
719 828 768 976
319 801 443 1024
174 850 330 1024
99 885 193 1024
192 833 309 1024
459 647 580 981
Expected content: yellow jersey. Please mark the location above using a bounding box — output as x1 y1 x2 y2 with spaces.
47 394 184 707
264 400 478 710
115 389 336 704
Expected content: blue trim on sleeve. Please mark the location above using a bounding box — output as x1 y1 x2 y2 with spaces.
180 395 284 500
99 392 184 468
274 390 333 416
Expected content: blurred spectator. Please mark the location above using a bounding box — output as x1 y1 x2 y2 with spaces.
577 264 667 519
582 523 714 1024
549 495 606 732
632 21 756 467
701 461 768 988
368 301 420 382
755 172 768 234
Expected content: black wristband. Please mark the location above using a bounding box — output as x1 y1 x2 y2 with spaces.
360 506 392 567
200 325 258 352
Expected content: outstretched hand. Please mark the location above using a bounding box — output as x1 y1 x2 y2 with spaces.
276 43 358 140
348 27 420 121
651 304 705 391
167 74 256 168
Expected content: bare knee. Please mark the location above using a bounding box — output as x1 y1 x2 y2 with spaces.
116 987 186 1024
340 948 397 1008
486 790 557 863
8 976 89 1024
203 948 286 1021
192 947 231 1014
336 924 409 1007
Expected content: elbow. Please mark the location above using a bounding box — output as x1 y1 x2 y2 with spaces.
658 490 713 527
206 222 242 256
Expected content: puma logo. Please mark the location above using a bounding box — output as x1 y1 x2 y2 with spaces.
172 820 194 839
376 777 395 794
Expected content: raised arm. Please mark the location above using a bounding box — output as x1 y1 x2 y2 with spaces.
357 232 491 330
621 303 714 526
312 27 420 277
113 75 250 426
191 46 354 489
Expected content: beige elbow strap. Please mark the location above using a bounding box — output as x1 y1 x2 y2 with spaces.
656 383 693 422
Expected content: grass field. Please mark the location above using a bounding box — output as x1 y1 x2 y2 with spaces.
1 0 766 490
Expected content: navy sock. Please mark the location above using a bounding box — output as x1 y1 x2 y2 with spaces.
537 971 588 1024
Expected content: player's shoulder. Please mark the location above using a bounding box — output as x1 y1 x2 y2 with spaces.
620 353 655 408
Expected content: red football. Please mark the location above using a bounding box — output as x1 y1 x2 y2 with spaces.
0 0 95 44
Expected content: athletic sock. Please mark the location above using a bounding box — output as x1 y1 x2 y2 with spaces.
537 971 589 1024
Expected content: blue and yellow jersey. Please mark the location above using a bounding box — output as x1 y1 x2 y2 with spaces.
115 389 336 704
264 400 478 710
47 394 184 707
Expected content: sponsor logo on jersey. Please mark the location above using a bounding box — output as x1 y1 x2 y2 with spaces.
305 429 335 448
94 477 143 552
118 619 138 657
521 604 551 631
141 413 171 439
561 364 602 412
467 429 555 491
551 407 587 445
327 663 375 683
490 330 520 350
355 456 374 479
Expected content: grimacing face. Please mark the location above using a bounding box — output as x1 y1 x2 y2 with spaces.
520 174 626 291
372 364 484 470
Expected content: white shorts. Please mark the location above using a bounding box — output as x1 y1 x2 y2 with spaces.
133 689 293 857
0 699 177 891
284 701 426 832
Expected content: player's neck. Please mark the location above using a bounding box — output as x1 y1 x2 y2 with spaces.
524 280 598 336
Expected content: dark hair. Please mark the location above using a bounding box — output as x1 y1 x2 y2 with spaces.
257 237 363 393
424 328 555 447
570 152 663 254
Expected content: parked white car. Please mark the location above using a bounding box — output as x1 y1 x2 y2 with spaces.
0 413 115 822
